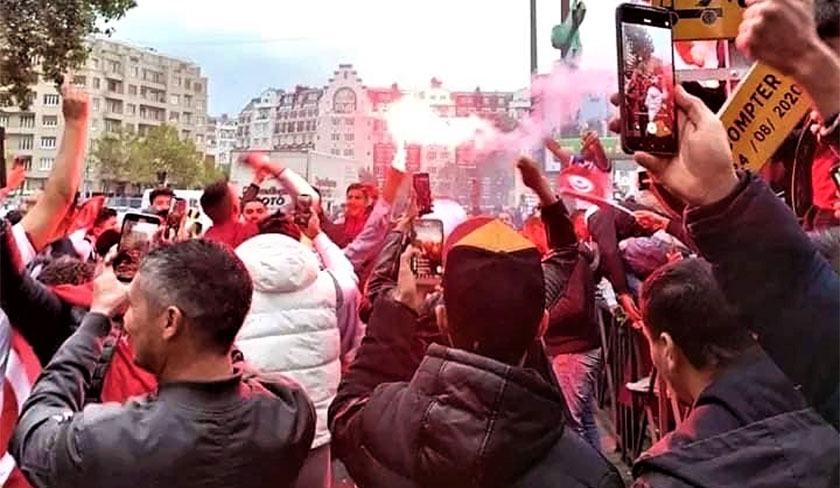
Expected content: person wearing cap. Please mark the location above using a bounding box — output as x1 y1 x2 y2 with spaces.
329 174 623 486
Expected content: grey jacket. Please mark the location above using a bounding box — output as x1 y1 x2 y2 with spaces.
11 313 316 488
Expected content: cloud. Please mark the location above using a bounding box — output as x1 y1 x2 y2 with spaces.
107 0 621 114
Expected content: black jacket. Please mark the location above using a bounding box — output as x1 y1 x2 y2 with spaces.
541 200 601 355
364 201 601 356
685 172 840 428
11 313 316 488
633 347 839 487
329 297 623 488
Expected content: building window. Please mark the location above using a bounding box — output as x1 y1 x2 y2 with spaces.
131 66 139 77
183 113 192 124
107 79 122 93
344 133 354 141
128 85 137 96
93 78 101 89
92 98 101 112
20 115 35 128
91 58 100 69
0 114 7 127
43 94 59 106
42 115 58 127
184 95 192 108
194 83 202 93
91 120 98 131
330 149 340 156
345 118 354 126
184 79 192 90
38 157 54 171
126 104 136 115
18 136 33 150
73 75 86 87
343 148 354 157
169 112 180 122
105 119 120 132
109 60 121 73
40 136 57 149
331 133 339 141
170 95 180 105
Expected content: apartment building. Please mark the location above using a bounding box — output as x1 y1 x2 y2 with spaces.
205 114 238 168
0 38 209 193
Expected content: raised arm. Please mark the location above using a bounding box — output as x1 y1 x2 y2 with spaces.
632 85 839 427
343 166 405 269
21 82 90 252
11 263 128 488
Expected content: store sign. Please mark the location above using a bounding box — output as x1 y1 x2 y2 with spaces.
718 63 811 171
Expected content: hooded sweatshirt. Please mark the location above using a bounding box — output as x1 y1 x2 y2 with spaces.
235 234 342 449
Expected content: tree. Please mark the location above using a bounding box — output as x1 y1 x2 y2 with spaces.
0 0 137 109
93 128 137 186
93 125 209 192
131 125 205 188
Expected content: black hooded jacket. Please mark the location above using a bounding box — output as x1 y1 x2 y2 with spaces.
329 297 623 488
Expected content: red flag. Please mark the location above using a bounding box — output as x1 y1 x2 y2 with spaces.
0 332 40 488
67 196 106 235
556 164 611 203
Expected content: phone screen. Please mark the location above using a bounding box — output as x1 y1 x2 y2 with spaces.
116 214 161 282
617 5 677 155
413 173 433 216
295 194 313 227
0 128 6 189
412 219 444 279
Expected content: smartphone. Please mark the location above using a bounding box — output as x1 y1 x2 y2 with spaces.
616 4 678 155
413 173 433 216
115 213 162 282
411 219 444 284
166 198 187 238
0 127 6 189
832 167 840 192
294 194 313 228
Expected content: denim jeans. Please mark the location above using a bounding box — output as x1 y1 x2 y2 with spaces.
551 348 602 451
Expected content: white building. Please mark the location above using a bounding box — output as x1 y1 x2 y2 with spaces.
205 114 238 168
236 88 282 150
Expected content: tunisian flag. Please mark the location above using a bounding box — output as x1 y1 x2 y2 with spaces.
0 332 39 488
556 164 611 205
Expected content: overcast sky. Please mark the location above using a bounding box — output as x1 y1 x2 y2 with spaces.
107 0 622 115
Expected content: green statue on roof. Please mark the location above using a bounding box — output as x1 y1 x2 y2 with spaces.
551 0 587 64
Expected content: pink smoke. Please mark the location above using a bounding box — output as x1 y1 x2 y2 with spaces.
385 64 617 167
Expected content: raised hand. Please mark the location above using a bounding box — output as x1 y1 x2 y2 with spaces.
59 79 91 125
633 86 738 207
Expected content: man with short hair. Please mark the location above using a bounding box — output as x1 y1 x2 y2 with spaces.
242 198 269 224
329 216 623 487
11 240 316 488
632 259 839 486
201 180 259 248
337 183 370 245
146 186 175 217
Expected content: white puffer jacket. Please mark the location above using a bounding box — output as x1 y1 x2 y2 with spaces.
235 234 341 449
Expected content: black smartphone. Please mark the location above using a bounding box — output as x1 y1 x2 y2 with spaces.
0 127 6 189
413 173 433 216
831 166 840 192
166 198 187 238
294 194 313 228
115 213 162 282
411 219 444 285
616 4 678 155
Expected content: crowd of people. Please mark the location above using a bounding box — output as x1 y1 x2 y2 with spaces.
0 0 838 487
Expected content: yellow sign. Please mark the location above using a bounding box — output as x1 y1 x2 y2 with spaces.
718 62 812 171
655 0 745 40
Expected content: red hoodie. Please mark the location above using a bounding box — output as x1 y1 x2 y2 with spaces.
50 283 157 402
